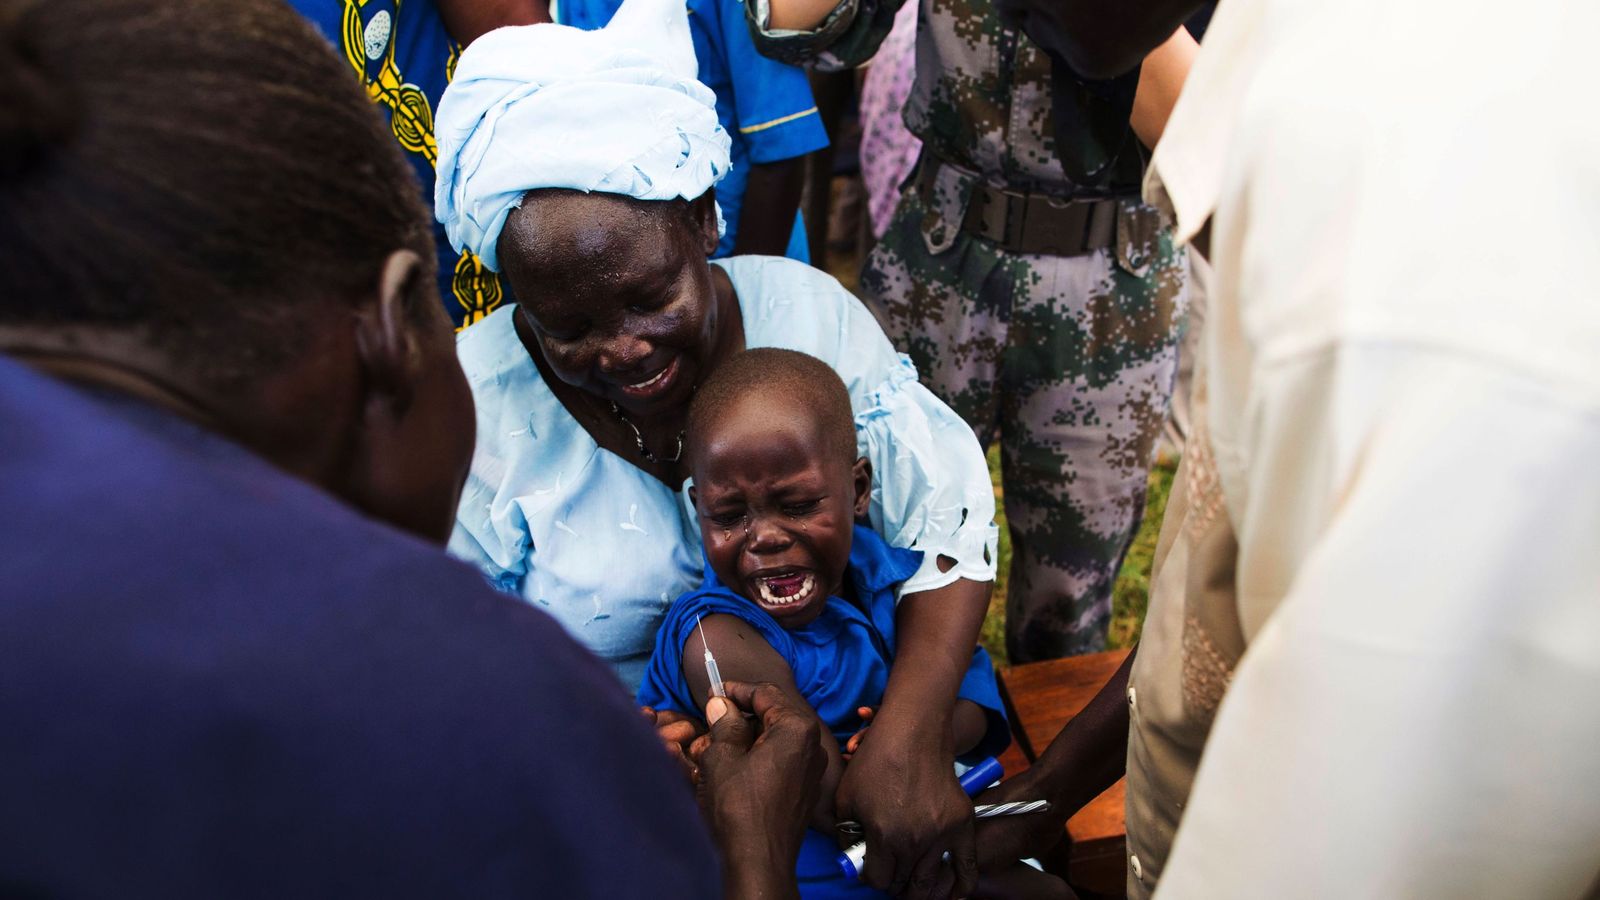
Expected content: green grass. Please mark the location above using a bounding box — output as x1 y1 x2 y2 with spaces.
979 446 1176 666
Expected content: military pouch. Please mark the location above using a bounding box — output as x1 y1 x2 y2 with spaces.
1115 201 1163 279
910 154 978 256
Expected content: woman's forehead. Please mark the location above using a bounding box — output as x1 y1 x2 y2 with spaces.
516 192 679 249
504 195 686 288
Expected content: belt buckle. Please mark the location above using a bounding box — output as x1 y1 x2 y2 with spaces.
1023 194 1090 256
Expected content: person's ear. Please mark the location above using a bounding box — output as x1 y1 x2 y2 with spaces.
851 457 872 520
353 249 429 414
691 190 719 257
689 484 700 513
343 248 463 541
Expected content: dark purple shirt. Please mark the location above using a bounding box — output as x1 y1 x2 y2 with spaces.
0 356 720 898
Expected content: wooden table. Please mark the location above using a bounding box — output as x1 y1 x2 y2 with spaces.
996 649 1130 899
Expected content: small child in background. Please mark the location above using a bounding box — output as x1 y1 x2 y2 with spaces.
637 348 1068 900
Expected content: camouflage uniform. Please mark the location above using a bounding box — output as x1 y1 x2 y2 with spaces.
749 0 1188 660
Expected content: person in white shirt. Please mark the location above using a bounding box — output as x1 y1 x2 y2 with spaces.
971 0 1600 896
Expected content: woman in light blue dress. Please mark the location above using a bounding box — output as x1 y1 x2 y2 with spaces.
433 0 1000 890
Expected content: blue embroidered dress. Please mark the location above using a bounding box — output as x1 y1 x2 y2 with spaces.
449 256 998 690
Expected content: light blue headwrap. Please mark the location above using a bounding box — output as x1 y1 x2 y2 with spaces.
433 0 732 272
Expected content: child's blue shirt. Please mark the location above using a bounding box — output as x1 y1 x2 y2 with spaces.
637 524 1009 757
638 525 1009 898
560 0 828 260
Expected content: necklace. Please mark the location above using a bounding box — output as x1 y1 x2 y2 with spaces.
609 400 685 464
513 307 688 465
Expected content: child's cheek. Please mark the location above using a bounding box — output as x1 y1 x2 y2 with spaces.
704 530 742 584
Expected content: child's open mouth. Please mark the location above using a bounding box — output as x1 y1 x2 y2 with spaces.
754 571 815 608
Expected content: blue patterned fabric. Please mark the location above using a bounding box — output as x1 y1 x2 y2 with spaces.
288 0 509 329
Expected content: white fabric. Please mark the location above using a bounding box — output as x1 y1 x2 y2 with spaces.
433 0 732 272
1146 0 1600 895
448 256 997 690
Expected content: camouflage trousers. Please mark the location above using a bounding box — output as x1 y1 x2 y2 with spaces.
861 164 1188 661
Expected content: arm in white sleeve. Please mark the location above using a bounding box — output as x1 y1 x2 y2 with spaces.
821 280 997 596
855 355 999 595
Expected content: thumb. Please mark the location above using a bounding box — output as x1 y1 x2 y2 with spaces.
705 697 757 757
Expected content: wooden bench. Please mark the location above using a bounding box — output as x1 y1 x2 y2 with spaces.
996 649 1130 900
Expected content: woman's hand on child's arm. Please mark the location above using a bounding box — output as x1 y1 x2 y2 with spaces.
694 681 827 900
836 575 990 900
847 699 980 761
685 615 845 829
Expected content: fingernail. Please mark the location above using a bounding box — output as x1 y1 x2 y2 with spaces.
706 697 729 724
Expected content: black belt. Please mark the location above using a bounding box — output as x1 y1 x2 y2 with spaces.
915 157 1123 257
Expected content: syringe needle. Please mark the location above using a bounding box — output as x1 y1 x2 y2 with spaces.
695 615 727 698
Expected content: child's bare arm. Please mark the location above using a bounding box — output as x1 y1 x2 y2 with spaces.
685 614 844 831
950 699 989 757
845 699 989 758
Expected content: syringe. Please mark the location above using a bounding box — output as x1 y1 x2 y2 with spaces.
695 615 727 699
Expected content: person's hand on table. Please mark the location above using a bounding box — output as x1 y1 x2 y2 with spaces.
836 726 976 900
971 767 1072 873
692 681 827 900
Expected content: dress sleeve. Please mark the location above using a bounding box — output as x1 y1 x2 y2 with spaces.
737 256 999 595
742 0 905 71
448 474 529 596
800 281 999 595
635 590 799 715
856 355 999 595
720 0 830 164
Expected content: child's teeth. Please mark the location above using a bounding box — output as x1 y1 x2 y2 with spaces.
757 573 814 607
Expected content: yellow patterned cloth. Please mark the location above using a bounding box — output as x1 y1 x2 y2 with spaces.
292 0 504 328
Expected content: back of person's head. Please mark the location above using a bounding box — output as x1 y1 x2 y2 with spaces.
0 0 434 384
688 348 857 466
0 0 473 544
